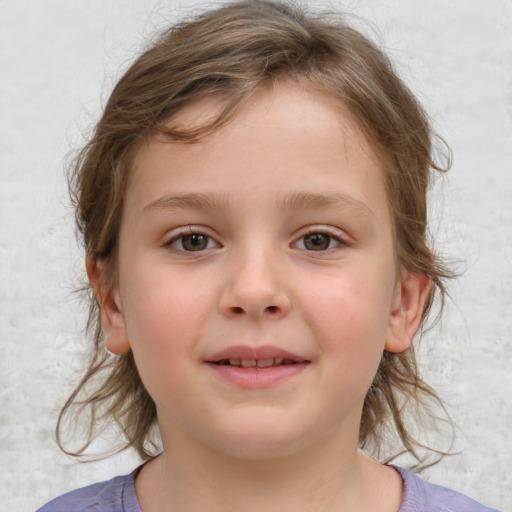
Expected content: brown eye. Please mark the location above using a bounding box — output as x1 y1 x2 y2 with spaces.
180 233 209 251
302 233 333 251
166 229 220 253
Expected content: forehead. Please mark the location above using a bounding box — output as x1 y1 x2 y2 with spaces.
127 81 388 217
162 82 376 156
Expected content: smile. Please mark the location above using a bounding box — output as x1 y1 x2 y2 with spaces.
213 358 300 368
205 345 310 388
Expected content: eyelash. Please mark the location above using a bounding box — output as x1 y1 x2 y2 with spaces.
163 226 348 253
293 228 347 252
164 228 220 252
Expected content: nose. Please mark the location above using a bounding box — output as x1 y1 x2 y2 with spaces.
218 247 291 321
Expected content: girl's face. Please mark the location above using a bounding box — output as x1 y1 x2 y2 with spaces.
97 82 426 460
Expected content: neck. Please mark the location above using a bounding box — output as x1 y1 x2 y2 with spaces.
135 430 400 512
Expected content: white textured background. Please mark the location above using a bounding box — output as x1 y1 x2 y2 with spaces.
1 1 511 511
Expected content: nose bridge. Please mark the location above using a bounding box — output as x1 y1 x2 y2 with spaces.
220 239 290 319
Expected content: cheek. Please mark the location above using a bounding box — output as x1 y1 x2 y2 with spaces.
306 269 393 334
300 266 394 372
122 257 210 332
119 268 212 384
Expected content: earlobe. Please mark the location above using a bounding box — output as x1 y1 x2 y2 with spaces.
385 272 431 353
86 254 131 355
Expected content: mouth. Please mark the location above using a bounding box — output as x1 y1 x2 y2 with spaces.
211 357 302 368
206 345 310 367
205 345 310 388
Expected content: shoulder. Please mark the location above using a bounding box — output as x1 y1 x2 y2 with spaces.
395 467 501 512
36 468 141 512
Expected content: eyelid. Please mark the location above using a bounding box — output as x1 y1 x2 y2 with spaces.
163 225 221 251
292 225 351 249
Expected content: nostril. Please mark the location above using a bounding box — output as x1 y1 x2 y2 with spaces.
232 306 244 314
265 305 278 313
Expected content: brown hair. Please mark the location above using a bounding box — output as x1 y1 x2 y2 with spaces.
58 0 453 467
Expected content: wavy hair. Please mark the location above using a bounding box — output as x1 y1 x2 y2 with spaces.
58 0 453 468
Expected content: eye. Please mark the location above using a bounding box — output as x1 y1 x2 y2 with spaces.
294 232 342 251
167 232 218 252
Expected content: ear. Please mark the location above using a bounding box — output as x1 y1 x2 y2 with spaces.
385 271 431 353
86 254 131 355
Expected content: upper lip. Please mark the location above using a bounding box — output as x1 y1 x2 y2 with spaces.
206 345 309 363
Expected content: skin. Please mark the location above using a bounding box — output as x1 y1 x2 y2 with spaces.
88 82 430 512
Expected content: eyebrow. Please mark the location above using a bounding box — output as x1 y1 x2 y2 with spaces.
143 192 230 213
143 190 375 220
277 191 376 220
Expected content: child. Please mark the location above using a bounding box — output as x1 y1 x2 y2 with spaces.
37 1 500 511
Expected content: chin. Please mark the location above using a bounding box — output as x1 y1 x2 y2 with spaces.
204 417 315 461
218 439 305 461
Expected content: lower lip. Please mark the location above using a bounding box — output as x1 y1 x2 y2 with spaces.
206 362 309 388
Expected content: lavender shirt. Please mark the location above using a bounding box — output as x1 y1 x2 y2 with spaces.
37 466 500 512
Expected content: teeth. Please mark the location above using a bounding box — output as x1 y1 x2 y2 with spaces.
257 358 274 368
219 358 298 367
